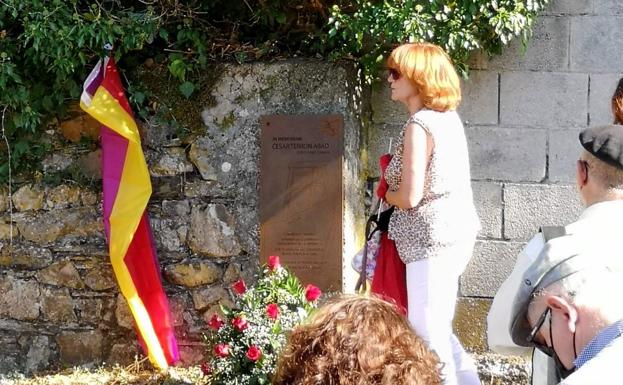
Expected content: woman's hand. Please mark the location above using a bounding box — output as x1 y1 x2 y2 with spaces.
386 123 432 209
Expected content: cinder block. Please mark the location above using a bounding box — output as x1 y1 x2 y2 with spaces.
460 240 526 297
570 17 623 72
589 74 623 126
371 83 407 125
467 127 546 182
500 72 588 128
367 124 402 176
460 70 499 125
549 129 583 183
503 183 583 240
487 16 569 71
544 0 593 15
454 297 492 353
472 182 503 239
593 0 623 15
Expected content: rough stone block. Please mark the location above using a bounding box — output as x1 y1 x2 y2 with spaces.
40 287 77 323
107 343 138 366
0 222 16 240
75 298 115 325
472 182 503 239
466 127 546 182
593 0 623 15
370 83 406 125
56 330 103 365
115 295 134 329
460 241 526 297
164 262 222 287
454 297 491 353
549 129 583 183
16 208 103 245
0 188 7 212
487 16 569 71
503 183 583 240
45 185 82 210
0 276 40 321
459 71 499 125
544 0 593 15
500 72 588 128
571 17 623 72
25 336 50 374
0 246 52 269
12 185 44 212
589 74 623 126
83 264 117 291
474 353 531 385
187 204 241 257
192 286 231 311
35 261 84 289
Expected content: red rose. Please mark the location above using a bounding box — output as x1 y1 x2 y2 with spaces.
214 343 230 357
208 314 224 330
232 279 247 295
246 345 262 362
200 362 212 375
266 303 279 320
232 316 248 331
268 255 281 270
305 284 322 302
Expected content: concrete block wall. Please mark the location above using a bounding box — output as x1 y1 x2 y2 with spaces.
369 0 622 352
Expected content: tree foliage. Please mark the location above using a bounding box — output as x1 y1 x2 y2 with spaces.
328 0 550 81
0 0 548 184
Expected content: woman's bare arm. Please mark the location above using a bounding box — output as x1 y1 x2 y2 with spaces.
385 123 432 209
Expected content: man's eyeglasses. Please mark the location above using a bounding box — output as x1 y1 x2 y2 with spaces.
527 307 554 357
388 68 401 81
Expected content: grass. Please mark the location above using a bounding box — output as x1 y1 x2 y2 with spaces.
0 358 209 385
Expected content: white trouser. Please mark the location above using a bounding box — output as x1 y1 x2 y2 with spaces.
406 244 481 385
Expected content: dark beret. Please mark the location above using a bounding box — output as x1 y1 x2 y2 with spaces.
579 125 623 170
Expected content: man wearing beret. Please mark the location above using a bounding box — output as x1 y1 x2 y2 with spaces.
487 124 623 385
509 233 623 385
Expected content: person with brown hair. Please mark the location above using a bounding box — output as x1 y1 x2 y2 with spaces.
272 294 442 385
611 77 623 125
377 42 481 385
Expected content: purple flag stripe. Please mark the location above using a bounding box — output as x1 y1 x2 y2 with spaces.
100 125 129 240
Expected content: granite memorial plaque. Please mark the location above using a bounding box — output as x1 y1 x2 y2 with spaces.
260 115 343 291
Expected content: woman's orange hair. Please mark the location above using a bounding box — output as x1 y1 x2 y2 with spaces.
272 294 442 385
387 43 461 112
612 78 623 125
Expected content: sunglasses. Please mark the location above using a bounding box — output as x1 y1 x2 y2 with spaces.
388 68 401 80
527 307 554 357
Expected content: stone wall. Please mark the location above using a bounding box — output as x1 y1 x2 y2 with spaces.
0 61 365 373
369 0 623 352
1 0 621 375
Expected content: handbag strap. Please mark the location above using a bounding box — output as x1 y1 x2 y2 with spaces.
355 198 382 292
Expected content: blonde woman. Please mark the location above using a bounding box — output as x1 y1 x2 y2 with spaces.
379 43 481 385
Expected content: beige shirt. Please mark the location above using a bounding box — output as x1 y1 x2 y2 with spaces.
384 109 480 263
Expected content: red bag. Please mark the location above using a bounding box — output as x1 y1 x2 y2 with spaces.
371 232 408 315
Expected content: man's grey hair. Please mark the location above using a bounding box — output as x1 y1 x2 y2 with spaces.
529 267 623 325
581 150 623 192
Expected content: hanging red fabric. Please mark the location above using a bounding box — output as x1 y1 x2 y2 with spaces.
371 232 408 315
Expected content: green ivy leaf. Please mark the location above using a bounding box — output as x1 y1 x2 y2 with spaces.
179 81 195 98
168 58 187 81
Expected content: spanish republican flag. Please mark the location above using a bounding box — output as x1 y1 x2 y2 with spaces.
80 57 179 370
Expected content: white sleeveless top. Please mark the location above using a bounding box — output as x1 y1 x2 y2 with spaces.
384 109 480 263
